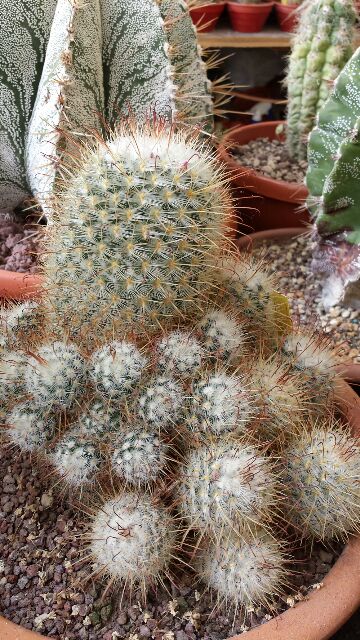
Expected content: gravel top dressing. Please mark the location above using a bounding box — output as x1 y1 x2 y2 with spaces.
251 234 360 365
0 210 40 273
0 448 342 639
231 137 308 184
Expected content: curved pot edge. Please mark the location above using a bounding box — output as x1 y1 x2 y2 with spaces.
219 121 309 204
0 269 41 301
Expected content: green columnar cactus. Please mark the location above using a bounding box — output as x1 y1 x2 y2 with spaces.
286 0 356 160
41 126 232 344
0 0 214 214
306 48 360 308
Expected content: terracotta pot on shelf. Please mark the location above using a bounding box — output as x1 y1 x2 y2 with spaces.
227 1 274 33
275 1 300 32
218 120 310 232
236 227 360 384
0 376 359 640
189 2 225 31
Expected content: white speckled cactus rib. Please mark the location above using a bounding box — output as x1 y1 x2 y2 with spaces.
159 0 213 129
26 0 104 216
0 0 57 208
101 0 175 125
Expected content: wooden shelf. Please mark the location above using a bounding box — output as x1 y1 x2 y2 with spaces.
198 25 360 48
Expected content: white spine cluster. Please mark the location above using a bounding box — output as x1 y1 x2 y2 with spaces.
138 376 183 429
111 427 166 485
6 402 56 452
179 443 279 534
198 310 248 362
25 342 86 409
285 425 360 540
0 301 40 347
189 372 253 436
75 400 122 439
283 333 338 377
90 341 147 399
157 331 203 377
198 529 286 608
218 256 275 320
51 432 102 487
90 492 176 584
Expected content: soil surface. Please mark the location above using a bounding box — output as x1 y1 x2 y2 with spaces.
231 137 308 184
0 209 40 273
251 234 360 365
0 445 342 640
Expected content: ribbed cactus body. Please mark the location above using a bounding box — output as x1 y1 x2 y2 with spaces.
306 47 360 308
42 128 230 343
285 424 360 540
286 0 356 160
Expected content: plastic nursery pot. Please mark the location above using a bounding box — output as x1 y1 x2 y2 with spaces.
227 1 274 33
0 269 41 301
218 121 310 232
189 3 225 31
274 1 300 32
236 227 360 384
0 379 359 640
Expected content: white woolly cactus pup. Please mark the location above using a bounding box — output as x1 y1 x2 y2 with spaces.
90 341 147 399
25 341 86 409
217 255 276 323
178 442 280 535
51 431 103 488
285 423 360 541
111 427 167 486
6 402 56 453
157 331 203 377
89 491 176 590
0 301 42 348
75 400 122 439
138 376 183 429
197 528 287 609
282 331 339 405
188 371 253 436
198 310 248 362
251 359 308 441
0 351 27 403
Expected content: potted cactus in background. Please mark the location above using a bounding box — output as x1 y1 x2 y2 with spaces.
187 0 226 31
275 0 302 32
1 109 360 640
220 0 357 228
227 0 275 33
306 47 360 311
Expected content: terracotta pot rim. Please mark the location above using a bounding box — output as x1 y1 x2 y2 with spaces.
227 1 275 7
219 121 309 204
0 379 359 640
0 269 41 301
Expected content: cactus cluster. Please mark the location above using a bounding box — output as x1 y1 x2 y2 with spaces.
1 125 359 617
286 0 356 160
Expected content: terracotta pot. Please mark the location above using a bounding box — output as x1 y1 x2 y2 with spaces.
236 226 360 384
0 377 359 640
0 269 41 301
275 2 300 32
218 121 310 232
189 3 225 31
227 1 274 32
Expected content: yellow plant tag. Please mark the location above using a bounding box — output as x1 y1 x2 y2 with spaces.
270 290 293 336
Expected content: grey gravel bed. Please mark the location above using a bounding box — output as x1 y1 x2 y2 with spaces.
0 210 40 273
231 137 308 184
0 447 342 640
251 234 360 365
